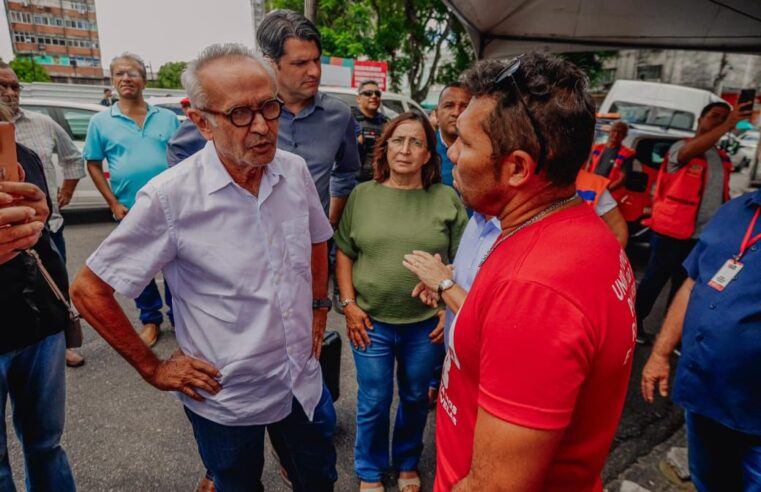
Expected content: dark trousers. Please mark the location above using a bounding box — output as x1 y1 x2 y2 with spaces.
50 226 66 264
134 279 173 326
686 411 761 491
634 233 697 333
185 385 337 492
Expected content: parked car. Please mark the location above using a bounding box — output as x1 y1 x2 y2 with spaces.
599 80 724 133
726 130 759 171
321 86 426 117
19 98 109 212
145 96 188 121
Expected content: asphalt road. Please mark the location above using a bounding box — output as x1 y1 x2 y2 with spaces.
5 206 711 491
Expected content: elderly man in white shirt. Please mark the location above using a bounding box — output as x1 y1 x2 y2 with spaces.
70 43 337 492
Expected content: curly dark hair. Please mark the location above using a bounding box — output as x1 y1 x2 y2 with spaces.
372 112 442 189
459 53 596 187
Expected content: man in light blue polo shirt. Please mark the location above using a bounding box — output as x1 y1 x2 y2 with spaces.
84 52 180 348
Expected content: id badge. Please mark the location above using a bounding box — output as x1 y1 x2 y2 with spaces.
708 259 743 291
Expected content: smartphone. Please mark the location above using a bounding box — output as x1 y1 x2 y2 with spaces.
738 88 756 109
0 122 19 182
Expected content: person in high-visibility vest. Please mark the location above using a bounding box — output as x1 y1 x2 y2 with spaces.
635 100 753 344
576 169 628 247
586 121 635 191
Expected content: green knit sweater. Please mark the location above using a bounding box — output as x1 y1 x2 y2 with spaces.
334 181 468 324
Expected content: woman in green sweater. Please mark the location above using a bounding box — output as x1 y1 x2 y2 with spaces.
334 112 468 492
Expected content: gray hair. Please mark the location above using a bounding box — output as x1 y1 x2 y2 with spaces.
110 52 147 80
181 43 276 112
256 9 321 62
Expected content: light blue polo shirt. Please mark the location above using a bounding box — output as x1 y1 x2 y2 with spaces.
84 103 179 208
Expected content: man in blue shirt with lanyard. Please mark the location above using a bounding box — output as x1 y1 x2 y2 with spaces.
642 187 761 491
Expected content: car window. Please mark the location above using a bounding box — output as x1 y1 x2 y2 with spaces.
609 101 695 131
60 107 98 141
634 138 679 170
382 100 404 118
741 132 759 143
20 104 53 117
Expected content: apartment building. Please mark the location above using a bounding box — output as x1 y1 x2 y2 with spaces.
4 0 102 83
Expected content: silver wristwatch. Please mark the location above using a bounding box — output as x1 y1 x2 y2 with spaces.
437 278 455 295
338 298 356 308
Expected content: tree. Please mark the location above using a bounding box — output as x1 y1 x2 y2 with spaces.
147 61 187 89
559 51 618 87
9 57 51 82
267 0 474 102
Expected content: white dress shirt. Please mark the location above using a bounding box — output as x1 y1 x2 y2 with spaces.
87 142 333 426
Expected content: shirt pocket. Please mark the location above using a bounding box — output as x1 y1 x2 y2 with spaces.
282 215 311 282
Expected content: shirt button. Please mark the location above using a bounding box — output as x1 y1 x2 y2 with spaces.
751 246 758 252
708 304 716 310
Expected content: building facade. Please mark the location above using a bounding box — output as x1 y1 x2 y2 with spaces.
3 0 102 83
601 49 761 96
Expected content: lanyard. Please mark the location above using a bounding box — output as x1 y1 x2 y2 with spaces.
736 207 761 261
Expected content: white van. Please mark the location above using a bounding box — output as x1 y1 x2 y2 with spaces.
599 80 725 133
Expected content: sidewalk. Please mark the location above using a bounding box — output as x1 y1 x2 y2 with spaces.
607 426 695 492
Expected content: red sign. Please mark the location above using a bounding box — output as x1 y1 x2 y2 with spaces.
352 60 388 91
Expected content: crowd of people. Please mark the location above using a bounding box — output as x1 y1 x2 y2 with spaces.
0 7 759 492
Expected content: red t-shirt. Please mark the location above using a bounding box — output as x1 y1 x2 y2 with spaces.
435 204 636 491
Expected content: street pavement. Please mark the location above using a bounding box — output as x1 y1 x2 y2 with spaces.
10 172 751 492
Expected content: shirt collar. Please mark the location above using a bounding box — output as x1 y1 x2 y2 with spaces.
437 130 448 149
109 101 158 119
201 143 284 195
10 109 26 123
283 92 324 120
473 212 502 234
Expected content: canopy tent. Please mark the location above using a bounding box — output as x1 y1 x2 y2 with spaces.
442 0 761 59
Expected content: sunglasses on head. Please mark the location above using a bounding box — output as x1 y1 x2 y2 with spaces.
494 55 547 175
360 90 381 98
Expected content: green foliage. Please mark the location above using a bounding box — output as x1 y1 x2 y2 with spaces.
266 0 475 102
9 57 51 82
559 51 618 86
147 61 187 89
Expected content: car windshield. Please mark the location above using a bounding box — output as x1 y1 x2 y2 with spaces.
609 101 695 131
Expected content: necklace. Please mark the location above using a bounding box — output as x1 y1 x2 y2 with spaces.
479 194 579 267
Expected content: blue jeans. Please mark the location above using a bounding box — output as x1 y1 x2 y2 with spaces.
0 332 75 491
134 278 173 326
634 233 697 334
185 385 337 492
686 411 761 492
352 316 445 482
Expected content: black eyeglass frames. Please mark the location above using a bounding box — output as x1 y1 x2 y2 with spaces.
200 98 283 128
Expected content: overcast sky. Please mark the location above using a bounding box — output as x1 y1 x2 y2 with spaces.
0 0 258 70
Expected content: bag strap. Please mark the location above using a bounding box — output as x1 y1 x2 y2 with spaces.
25 249 80 320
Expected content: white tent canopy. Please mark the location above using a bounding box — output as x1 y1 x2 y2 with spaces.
442 0 761 59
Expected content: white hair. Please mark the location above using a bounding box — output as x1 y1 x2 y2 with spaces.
181 43 277 112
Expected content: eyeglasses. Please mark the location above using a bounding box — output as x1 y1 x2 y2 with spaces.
0 82 22 92
113 70 142 79
200 99 283 127
388 136 425 150
494 55 547 174
360 90 381 98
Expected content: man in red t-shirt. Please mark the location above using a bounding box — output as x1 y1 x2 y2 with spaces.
431 54 636 491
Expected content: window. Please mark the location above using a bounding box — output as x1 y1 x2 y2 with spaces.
636 65 662 82
61 107 97 140
20 104 53 118
382 100 405 117
634 138 680 170
609 101 695 131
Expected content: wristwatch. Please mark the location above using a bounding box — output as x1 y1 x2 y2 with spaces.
437 278 455 295
338 298 356 308
312 298 333 311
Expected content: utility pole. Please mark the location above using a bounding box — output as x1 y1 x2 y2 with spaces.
304 0 317 22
